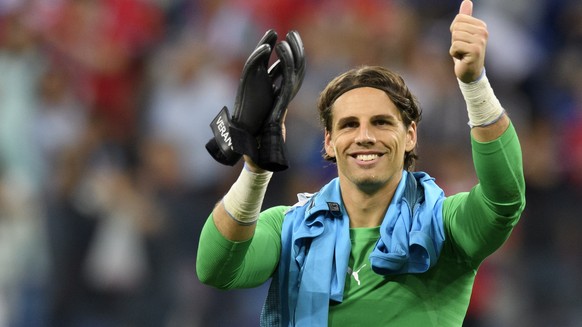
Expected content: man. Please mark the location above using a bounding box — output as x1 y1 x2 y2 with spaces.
196 0 526 326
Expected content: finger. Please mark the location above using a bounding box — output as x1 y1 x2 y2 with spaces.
452 20 486 35
459 0 473 16
449 41 478 60
256 29 278 51
449 42 465 61
451 24 488 55
450 14 484 32
268 59 283 96
250 30 278 70
451 30 480 44
271 40 295 121
286 31 305 75
243 43 273 73
285 30 306 99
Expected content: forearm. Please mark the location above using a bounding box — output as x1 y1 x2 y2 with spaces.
197 160 276 287
213 161 272 241
471 114 510 142
459 70 509 142
459 70 524 210
444 72 525 260
213 201 257 242
471 122 526 217
444 123 525 263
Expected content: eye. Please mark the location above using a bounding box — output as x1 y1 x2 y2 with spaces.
339 120 359 129
346 121 359 128
373 118 392 127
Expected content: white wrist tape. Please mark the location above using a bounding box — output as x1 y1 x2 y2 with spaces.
222 164 273 226
458 72 505 128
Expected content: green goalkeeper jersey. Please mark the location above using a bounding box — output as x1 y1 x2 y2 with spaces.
197 123 525 326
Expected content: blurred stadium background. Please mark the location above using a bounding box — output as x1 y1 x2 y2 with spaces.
0 0 581 326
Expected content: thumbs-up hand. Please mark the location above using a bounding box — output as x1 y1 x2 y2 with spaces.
449 0 487 83
459 0 473 16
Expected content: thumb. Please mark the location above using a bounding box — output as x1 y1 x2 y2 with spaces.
459 0 473 16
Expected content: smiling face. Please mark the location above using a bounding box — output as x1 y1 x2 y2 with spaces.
324 87 417 193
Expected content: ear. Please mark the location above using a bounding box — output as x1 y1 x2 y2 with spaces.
405 121 417 152
324 130 336 158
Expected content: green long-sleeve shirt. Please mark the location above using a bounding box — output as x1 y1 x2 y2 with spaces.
197 123 525 326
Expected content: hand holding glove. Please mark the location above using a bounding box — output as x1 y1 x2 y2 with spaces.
205 29 305 171
205 29 278 166
257 30 305 171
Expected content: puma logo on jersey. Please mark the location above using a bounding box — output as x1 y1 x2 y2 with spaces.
347 264 367 286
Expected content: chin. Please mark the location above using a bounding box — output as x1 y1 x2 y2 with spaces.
354 176 386 192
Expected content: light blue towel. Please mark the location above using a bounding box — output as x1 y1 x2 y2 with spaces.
261 170 446 326
370 170 446 275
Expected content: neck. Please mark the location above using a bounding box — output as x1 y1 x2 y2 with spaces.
340 176 401 228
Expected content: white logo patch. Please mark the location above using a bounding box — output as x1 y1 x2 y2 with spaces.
348 264 367 286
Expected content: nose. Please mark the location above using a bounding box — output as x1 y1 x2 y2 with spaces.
355 124 376 145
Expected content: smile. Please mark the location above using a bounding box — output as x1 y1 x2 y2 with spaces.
354 153 382 161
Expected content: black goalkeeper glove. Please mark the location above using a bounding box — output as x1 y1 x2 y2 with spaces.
256 30 305 171
205 29 279 166
205 29 305 171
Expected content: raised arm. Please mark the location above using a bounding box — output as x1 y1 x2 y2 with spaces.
197 29 305 288
206 30 305 241
450 0 510 142
445 0 526 264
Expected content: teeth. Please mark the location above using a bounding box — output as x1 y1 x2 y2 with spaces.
356 154 379 161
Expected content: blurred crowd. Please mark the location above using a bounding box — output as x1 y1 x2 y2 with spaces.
0 0 581 326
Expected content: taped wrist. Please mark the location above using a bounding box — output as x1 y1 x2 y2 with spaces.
222 164 273 225
458 72 505 128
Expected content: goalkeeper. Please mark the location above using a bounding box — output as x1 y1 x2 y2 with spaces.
197 1 525 326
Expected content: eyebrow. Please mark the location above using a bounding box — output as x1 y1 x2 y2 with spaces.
335 114 399 127
372 114 399 122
